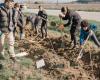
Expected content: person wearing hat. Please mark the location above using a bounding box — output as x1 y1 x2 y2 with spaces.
80 20 100 48
0 0 17 61
59 6 81 48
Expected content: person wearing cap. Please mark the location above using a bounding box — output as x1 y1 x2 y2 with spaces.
59 6 81 48
80 20 100 48
38 5 48 38
0 0 17 61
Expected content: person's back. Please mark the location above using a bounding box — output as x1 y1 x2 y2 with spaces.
71 11 81 25
62 10 81 27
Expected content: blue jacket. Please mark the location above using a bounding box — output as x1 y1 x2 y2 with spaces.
0 3 4 8
80 24 97 45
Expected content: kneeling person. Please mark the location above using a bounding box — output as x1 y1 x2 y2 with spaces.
80 20 100 48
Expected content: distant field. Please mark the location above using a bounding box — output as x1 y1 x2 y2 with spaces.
26 3 100 11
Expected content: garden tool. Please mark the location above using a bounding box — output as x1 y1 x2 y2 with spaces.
77 33 90 61
59 18 65 49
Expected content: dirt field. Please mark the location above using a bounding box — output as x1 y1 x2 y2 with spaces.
26 3 100 11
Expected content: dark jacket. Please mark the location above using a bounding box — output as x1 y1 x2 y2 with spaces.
38 10 47 20
13 8 25 28
13 8 19 26
62 11 81 27
0 3 16 33
0 5 9 32
17 9 25 28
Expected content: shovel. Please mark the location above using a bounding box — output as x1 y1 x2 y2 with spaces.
77 33 90 61
15 52 29 57
59 18 65 49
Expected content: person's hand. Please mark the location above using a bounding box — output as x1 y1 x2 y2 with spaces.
59 14 63 18
58 24 64 31
80 45 83 49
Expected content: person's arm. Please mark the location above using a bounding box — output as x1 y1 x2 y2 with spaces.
38 10 47 20
42 11 47 19
63 14 71 27
64 16 71 27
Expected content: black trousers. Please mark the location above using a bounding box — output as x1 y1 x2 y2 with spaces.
41 20 47 38
13 23 24 38
70 25 77 46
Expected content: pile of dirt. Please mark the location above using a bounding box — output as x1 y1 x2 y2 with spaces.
14 25 100 80
0 25 98 80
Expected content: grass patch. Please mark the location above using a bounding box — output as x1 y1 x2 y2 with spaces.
20 58 33 68
48 15 100 40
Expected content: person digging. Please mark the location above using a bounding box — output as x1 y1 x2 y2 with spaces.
77 20 100 60
59 6 82 48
